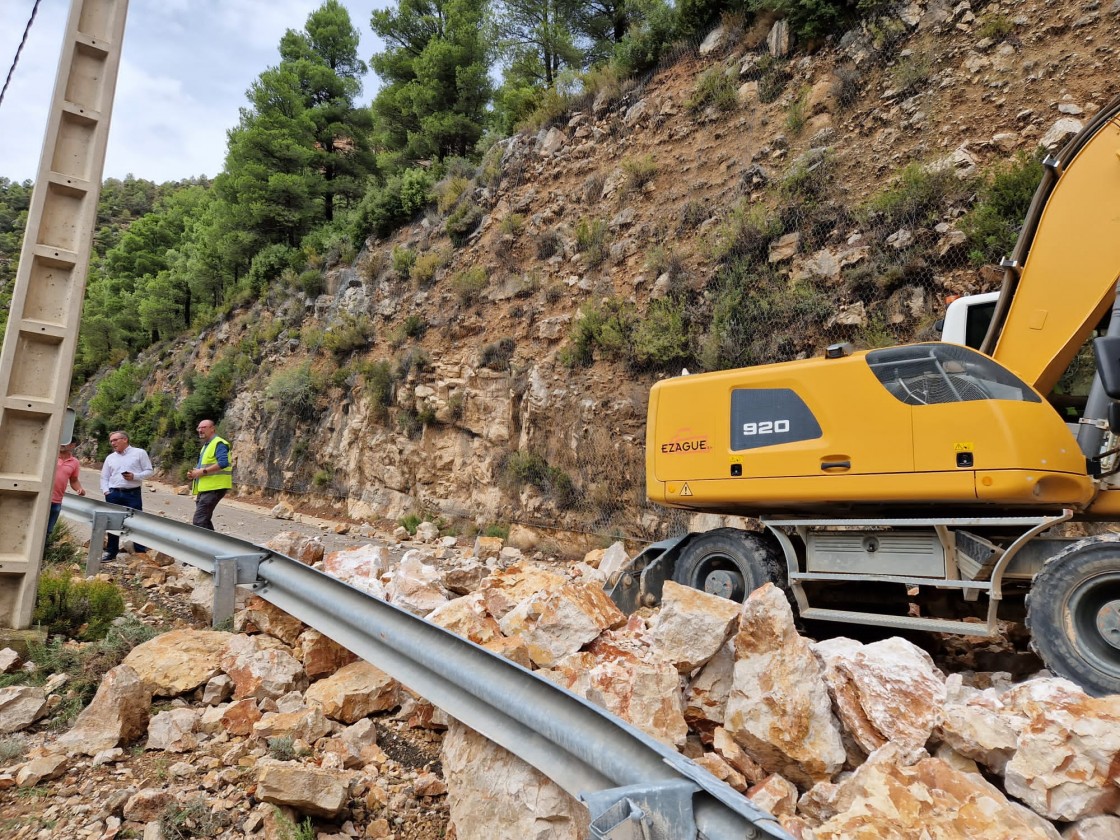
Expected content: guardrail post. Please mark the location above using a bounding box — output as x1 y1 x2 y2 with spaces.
212 554 263 628
85 511 128 576
584 780 699 840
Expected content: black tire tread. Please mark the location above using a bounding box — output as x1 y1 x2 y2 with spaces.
1026 534 1120 697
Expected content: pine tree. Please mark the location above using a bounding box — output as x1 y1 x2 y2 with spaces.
370 0 492 164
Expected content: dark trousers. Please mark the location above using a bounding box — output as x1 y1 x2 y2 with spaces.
192 489 227 530
105 487 145 554
46 502 62 541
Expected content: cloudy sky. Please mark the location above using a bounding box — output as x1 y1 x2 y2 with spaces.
0 0 387 183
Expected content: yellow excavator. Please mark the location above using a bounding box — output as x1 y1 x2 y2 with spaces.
610 94 1120 696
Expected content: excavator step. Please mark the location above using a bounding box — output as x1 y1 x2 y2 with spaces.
799 607 997 637
789 570 992 590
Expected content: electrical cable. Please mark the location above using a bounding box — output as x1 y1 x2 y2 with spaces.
0 0 43 111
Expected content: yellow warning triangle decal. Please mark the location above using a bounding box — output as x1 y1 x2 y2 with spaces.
680 483 692 496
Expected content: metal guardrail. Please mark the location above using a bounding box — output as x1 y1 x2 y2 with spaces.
61 495 791 840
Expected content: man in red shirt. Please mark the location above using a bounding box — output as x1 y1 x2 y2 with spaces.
47 441 85 539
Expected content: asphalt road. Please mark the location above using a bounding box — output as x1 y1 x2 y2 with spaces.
65 467 374 557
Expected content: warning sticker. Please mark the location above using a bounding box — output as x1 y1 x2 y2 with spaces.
680 483 693 496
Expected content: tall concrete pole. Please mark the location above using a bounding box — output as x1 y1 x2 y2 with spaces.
0 0 129 629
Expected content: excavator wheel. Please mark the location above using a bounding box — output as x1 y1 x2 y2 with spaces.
672 528 784 603
1026 536 1120 697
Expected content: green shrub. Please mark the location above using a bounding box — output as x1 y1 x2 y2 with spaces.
976 14 1014 41
688 67 738 113
260 365 315 412
748 0 857 40
0 736 26 764
621 155 658 193
778 150 835 205
452 266 488 306
786 87 809 135
709 202 783 263
865 161 970 229
574 218 609 267
436 175 471 214
409 250 449 288
354 168 435 239
700 264 830 371
756 57 791 104
446 201 483 247
298 269 324 298
311 469 332 489
389 314 427 347
891 52 932 94
34 570 125 641
613 0 678 76
535 230 563 259
560 299 636 367
397 407 423 439
399 514 421 535
44 520 83 567
482 523 509 540
391 246 416 280
503 452 578 509
632 299 692 370
323 313 374 359
247 244 300 293
499 213 525 236
360 360 396 416
960 151 1043 266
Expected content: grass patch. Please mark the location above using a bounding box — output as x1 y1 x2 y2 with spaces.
688 67 738 112
452 266 489 306
574 218 609 267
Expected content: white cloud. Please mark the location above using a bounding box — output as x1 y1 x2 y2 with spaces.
0 0 384 184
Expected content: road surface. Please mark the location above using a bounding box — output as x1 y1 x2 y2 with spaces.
64 467 376 557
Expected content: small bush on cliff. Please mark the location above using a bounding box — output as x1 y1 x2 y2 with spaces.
453 266 489 305
864 161 970 230
323 313 375 359
360 360 396 418
688 67 738 113
632 299 693 371
445 200 483 247
960 150 1043 266
574 218 609 267
265 363 319 413
480 337 516 371
503 452 577 509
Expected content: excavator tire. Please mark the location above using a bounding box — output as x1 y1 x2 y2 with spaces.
672 528 784 603
1026 535 1120 697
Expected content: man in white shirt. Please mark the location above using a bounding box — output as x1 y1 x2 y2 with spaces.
99 430 154 560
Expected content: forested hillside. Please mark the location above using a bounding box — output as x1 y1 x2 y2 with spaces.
1 0 1114 541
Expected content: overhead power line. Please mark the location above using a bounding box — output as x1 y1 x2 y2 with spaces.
0 0 43 111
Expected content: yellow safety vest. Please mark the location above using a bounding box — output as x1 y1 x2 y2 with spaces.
195 436 233 493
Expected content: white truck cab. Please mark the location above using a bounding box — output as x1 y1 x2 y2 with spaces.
939 291 1000 349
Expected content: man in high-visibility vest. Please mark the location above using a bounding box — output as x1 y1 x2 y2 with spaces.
187 419 232 530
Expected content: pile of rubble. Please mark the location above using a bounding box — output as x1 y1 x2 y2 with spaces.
1 528 1119 839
